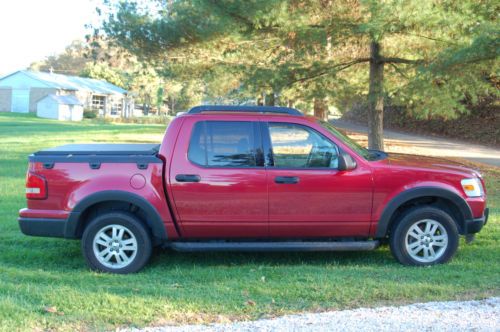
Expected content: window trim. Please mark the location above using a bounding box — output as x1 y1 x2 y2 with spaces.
91 94 106 110
265 121 341 170
187 120 265 169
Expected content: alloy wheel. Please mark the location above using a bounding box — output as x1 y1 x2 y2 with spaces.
405 219 448 263
92 224 138 269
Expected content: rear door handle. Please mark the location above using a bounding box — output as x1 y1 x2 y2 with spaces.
275 176 299 184
175 174 201 183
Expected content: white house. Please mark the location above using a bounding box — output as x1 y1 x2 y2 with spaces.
37 94 84 121
0 70 133 118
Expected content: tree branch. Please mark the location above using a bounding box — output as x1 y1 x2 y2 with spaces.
404 33 459 46
381 57 425 64
207 0 255 29
388 63 409 79
285 58 370 87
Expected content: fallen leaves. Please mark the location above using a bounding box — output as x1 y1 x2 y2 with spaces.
246 300 256 306
43 306 64 316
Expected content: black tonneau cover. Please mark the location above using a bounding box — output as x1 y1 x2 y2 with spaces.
34 144 160 156
30 144 162 167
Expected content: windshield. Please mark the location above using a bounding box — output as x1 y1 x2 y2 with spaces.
318 120 382 161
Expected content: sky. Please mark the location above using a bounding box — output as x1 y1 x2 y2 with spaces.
0 0 100 76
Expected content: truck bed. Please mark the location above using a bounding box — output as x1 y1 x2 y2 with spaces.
29 144 162 166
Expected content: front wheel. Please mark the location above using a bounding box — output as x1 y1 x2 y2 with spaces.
390 206 459 266
82 212 152 274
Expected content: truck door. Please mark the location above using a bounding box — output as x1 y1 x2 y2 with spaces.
168 117 268 238
264 122 373 238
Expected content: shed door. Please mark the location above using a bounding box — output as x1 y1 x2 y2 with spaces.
11 89 30 113
60 106 70 121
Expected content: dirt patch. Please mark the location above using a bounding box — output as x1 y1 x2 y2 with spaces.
343 101 500 148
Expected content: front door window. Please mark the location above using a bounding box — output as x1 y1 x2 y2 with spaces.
268 123 339 168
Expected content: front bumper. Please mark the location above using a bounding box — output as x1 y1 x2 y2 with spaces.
19 217 68 238
465 207 489 234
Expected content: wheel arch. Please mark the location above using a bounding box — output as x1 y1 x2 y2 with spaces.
65 190 168 241
374 187 472 238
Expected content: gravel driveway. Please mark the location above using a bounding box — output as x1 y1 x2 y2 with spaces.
128 297 499 332
332 119 500 167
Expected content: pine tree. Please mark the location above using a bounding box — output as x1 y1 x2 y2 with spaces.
99 0 499 149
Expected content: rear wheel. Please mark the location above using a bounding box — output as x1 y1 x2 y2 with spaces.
389 206 459 266
82 212 152 274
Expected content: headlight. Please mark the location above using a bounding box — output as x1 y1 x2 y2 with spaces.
461 178 483 197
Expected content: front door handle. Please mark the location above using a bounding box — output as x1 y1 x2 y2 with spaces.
275 176 299 184
175 174 201 183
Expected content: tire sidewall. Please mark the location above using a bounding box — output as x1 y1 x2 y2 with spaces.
390 207 459 266
82 212 152 274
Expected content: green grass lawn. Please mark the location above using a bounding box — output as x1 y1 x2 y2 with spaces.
0 113 498 331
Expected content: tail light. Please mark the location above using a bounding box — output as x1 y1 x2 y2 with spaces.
26 172 47 199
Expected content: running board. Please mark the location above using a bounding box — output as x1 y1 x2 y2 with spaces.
169 240 380 252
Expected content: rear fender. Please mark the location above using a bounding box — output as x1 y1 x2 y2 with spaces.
66 190 168 240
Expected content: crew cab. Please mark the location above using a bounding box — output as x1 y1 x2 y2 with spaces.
19 105 488 273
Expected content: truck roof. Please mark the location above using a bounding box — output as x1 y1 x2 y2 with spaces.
187 105 304 116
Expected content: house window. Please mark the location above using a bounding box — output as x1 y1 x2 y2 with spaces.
110 100 123 116
92 95 105 111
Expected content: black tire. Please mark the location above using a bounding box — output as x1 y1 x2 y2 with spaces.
389 206 459 266
82 212 152 274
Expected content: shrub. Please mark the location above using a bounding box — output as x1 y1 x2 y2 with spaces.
83 109 97 119
90 115 172 125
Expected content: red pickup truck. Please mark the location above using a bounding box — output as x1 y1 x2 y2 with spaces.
19 105 488 273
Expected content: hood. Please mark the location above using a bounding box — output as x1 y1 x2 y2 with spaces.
381 153 481 178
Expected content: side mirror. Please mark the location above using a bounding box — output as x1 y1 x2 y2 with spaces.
338 151 357 171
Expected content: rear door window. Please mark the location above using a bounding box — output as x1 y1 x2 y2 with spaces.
188 121 263 167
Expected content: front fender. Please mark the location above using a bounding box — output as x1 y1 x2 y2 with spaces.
374 186 473 238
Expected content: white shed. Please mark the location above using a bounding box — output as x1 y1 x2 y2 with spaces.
36 94 84 121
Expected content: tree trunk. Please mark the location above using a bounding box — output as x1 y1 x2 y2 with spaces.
368 41 385 150
170 96 175 115
313 98 328 121
265 92 275 106
144 94 151 115
257 93 264 106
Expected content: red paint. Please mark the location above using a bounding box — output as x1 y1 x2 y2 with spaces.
370 153 486 222
130 174 146 190
19 208 69 219
20 111 487 241
267 167 372 237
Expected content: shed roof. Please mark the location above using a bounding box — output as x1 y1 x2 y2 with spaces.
0 70 127 95
40 94 83 106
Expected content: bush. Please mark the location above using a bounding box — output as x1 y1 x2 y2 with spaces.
90 115 172 125
83 109 97 119
110 115 171 124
